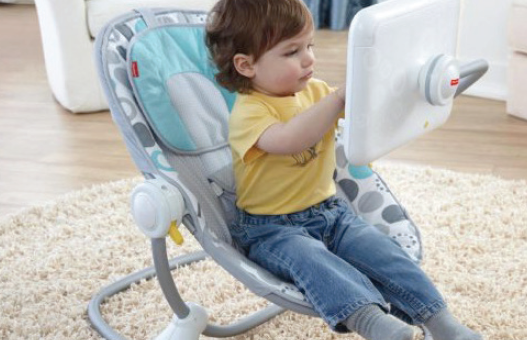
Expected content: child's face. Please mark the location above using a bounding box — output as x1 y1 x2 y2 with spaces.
251 25 315 97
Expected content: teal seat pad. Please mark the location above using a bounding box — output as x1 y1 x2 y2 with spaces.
128 25 237 153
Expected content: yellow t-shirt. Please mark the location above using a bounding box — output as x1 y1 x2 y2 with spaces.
229 79 341 215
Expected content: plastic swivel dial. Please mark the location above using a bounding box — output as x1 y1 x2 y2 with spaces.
419 54 460 106
130 179 186 239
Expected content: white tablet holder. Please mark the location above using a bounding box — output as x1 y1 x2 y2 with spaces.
342 0 488 165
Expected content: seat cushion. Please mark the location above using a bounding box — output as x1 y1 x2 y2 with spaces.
510 0 527 54
86 0 218 38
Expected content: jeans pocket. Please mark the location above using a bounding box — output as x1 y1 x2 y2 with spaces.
230 218 271 245
244 223 276 241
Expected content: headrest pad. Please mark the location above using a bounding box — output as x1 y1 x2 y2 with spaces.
129 26 236 153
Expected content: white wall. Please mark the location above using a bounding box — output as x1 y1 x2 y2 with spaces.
458 0 512 101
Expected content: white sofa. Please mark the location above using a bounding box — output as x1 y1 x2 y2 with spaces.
507 0 527 120
34 0 218 113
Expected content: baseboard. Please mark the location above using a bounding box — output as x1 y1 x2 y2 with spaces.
462 82 507 101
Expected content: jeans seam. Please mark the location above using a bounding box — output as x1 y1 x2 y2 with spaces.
255 240 294 283
351 258 442 323
321 212 333 247
416 300 447 324
291 265 324 309
325 300 379 328
322 202 342 247
292 267 376 328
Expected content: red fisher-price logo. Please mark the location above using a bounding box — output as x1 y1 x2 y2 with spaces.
131 61 140 78
450 78 459 86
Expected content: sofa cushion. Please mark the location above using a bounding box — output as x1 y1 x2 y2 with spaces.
510 0 527 54
86 0 218 38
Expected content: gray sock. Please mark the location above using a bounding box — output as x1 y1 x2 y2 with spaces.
345 304 414 340
424 308 483 340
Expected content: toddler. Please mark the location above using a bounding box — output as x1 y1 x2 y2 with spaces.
206 1 483 339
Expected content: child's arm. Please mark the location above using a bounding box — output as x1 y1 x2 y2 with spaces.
256 86 345 155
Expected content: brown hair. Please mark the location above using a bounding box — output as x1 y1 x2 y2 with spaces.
205 0 313 94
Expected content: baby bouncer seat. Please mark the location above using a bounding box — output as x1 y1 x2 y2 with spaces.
89 1 487 339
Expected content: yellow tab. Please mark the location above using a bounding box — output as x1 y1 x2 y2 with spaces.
169 221 184 245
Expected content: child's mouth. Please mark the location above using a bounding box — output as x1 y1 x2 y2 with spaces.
300 71 313 81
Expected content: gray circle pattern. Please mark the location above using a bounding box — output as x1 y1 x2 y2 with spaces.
334 144 422 263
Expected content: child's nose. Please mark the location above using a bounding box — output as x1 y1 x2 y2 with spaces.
302 50 315 68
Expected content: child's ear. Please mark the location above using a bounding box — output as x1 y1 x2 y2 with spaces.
233 53 256 78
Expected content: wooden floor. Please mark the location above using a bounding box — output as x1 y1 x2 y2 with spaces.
1 4 527 217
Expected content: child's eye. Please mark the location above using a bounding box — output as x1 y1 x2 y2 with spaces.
284 49 299 57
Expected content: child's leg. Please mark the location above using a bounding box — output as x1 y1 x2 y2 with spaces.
231 210 402 335
245 225 386 329
241 227 415 339
327 201 445 323
326 199 482 339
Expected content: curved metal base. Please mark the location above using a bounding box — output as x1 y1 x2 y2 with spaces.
87 250 285 340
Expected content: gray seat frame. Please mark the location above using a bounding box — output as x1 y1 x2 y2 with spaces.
88 7 487 340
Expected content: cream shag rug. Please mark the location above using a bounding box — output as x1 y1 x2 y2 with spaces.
1 164 526 340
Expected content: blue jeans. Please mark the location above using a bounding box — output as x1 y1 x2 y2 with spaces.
230 196 446 332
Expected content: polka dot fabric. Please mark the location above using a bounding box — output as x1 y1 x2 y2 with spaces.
335 144 423 263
